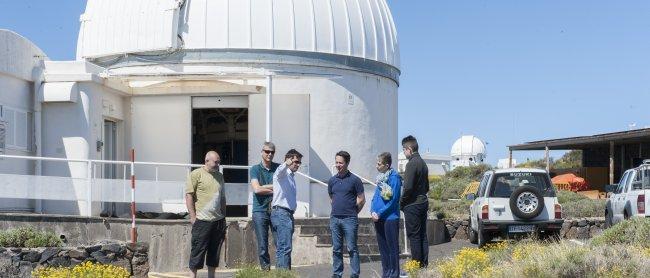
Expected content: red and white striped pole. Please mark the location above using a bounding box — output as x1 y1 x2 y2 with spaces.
130 149 138 244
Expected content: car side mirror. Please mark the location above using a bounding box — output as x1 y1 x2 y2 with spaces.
466 193 476 201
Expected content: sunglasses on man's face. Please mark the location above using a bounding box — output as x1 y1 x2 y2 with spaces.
263 150 275 154
292 160 302 165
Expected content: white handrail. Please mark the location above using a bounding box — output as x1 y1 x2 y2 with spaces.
329 165 378 186
295 171 328 187
0 154 249 170
350 170 377 187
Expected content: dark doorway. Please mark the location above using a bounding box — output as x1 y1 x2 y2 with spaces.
192 108 248 217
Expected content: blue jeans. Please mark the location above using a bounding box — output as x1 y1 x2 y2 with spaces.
271 207 294 270
253 211 272 270
330 216 360 278
374 219 400 278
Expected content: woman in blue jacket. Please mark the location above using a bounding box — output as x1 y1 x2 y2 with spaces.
370 152 402 278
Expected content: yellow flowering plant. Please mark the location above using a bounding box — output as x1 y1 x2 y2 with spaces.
437 247 492 278
32 261 130 278
403 259 421 277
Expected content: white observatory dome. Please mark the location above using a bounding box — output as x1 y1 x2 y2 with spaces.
451 135 487 158
76 0 400 69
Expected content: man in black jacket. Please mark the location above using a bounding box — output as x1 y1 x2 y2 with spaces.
400 135 429 268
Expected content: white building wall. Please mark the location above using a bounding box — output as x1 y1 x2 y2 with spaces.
41 83 95 214
40 82 126 215
129 95 192 213
0 30 45 212
249 69 398 217
0 72 36 212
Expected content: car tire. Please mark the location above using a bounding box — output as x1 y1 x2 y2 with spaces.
477 223 489 247
604 208 613 228
509 185 545 220
469 218 478 244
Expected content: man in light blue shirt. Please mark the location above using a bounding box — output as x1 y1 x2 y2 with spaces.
270 149 303 270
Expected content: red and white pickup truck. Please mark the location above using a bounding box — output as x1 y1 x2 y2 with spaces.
605 160 650 227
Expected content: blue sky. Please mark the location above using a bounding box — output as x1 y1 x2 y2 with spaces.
2 1 649 164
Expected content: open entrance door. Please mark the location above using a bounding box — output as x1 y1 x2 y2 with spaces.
192 96 249 217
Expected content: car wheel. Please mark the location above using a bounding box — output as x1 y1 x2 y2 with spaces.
604 208 613 228
469 218 478 244
477 223 489 247
509 185 545 220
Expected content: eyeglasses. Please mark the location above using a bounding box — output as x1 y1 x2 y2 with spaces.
263 150 275 154
292 160 302 165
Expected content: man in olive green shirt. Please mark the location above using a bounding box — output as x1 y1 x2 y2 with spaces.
185 151 226 278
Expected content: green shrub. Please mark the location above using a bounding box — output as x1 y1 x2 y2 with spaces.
556 190 588 204
430 200 471 219
445 165 492 181
561 199 606 219
0 227 62 248
234 265 296 278
430 178 470 200
555 191 605 218
592 218 650 248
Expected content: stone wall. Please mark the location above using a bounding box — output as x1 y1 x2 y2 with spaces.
0 214 352 272
0 242 148 278
434 218 606 241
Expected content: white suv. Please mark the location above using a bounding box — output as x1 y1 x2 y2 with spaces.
467 168 563 247
605 160 650 227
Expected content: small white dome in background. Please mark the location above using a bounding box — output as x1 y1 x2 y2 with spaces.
451 135 487 157
450 135 487 169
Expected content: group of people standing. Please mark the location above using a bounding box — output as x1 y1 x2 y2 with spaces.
184 136 430 278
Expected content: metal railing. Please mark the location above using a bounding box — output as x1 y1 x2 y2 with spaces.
1 154 410 253
0 154 249 214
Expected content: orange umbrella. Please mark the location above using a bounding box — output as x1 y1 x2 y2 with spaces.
552 173 589 192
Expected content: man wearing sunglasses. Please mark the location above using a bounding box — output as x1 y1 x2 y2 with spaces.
250 142 279 271
270 149 303 270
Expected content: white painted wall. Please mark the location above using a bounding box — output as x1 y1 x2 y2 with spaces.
246 68 398 217
0 29 45 212
40 81 127 215
0 73 36 212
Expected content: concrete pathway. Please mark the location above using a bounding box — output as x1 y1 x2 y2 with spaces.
149 240 474 278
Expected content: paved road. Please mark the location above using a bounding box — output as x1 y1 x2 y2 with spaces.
150 240 474 278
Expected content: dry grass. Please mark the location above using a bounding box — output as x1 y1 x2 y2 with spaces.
414 219 650 277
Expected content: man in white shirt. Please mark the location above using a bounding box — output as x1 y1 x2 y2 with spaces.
270 149 303 270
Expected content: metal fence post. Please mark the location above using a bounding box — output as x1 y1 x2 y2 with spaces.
86 160 93 217
130 149 138 244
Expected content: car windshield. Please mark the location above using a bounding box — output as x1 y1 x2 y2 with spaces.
488 172 555 198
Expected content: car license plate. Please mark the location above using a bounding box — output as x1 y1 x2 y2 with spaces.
508 225 535 233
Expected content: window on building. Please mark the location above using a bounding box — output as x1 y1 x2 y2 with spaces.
0 105 32 151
